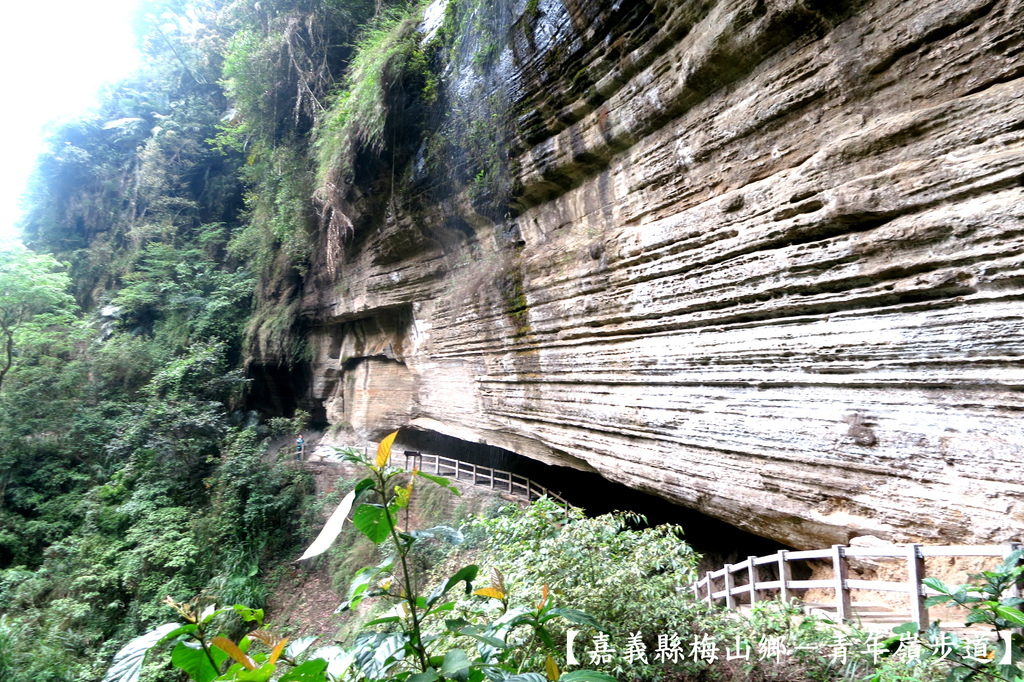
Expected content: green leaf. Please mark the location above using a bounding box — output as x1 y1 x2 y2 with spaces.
279 659 329 682
542 608 605 631
426 565 478 607
502 675 546 682
996 605 1024 626
559 672 619 682
966 610 990 624
155 623 198 647
535 625 556 651
343 554 396 611
892 622 920 635
171 641 228 682
997 549 1024 574
925 595 953 607
922 577 952 595
414 471 461 496
425 602 456 617
234 664 276 682
440 649 473 676
233 605 265 625
354 478 376 498
408 526 465 545
102 623 183 682
353 504 393 544
365 616 403 626
284 636 318 660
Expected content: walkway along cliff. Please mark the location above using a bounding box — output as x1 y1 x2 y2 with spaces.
255 0 1024 551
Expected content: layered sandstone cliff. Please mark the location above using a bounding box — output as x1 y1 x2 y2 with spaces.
296 0 1024 549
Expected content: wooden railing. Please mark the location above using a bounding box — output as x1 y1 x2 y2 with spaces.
692 543 1022 628
403 451 569 507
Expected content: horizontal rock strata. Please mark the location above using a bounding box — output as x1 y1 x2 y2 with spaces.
303 0 1024 549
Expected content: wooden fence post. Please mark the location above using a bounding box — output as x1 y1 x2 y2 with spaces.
747 556 759 605
832 544 852 623
724 564 736 609
706 571 714 606
907 543 928 630
778 550 791 603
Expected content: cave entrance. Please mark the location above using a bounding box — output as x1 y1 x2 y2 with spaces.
396 428 798 574
246 362 317 421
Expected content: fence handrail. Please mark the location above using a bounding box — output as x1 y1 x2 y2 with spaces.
691 542 1022 629
402 451 570 508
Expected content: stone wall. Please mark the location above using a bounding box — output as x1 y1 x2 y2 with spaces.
300 0 1024 549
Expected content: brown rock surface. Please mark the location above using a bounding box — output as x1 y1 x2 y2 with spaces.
300 0 1024 550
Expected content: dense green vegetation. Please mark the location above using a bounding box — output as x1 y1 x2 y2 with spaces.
4 0 1022 680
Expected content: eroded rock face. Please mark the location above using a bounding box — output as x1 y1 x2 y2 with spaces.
302 0 1024 549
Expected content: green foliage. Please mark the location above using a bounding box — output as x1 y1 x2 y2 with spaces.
313 1 431 255
0 244 80 392
892 550 1024 681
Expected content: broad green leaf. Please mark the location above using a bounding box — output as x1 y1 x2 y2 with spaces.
171 641 228 682
997 549 1024 573
892 622 920 635
440 649 473 676
966 610 990 624
415 471 461 495
284 636 318 659
353 504 393 544
155 623 198 647
425 601 456 617
234 664 276 681
542 608 604 631
451 630 507 649
279 659 329 682
336 447 368 465
502 674 546 682
395 482 412 508
922 577 951 595
996 605 1024 626
560 671 619 682
308 646 355 678
102 622 183 682
535 625 556 650
354 477 376 498
409 526 465 545
233 605 264 625
343 555 396 611
426 565 479 607
200 605 234 625
925 595 953 607
376 431 398 467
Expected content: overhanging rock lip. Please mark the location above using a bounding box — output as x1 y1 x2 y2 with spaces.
406 417 597 473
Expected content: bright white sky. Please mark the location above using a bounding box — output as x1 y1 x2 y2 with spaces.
0 0 141 245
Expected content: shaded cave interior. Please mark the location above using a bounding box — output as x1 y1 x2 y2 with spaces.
395 428 805 580
245 364 808 581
